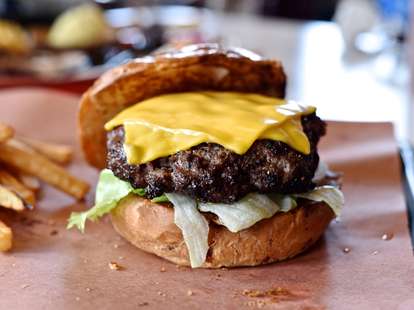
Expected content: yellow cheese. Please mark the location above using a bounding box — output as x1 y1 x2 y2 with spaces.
105 92 316 165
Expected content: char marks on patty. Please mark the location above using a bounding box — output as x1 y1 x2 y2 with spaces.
107 113 326 203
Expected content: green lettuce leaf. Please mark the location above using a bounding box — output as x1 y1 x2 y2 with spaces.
67 169 145 232
151 194 169 203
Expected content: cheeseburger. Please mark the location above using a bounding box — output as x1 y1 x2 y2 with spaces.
69 44 344 268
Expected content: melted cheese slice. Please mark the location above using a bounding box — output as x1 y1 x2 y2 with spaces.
105 92 316 165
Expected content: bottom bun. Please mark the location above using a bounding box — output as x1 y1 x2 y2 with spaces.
111 195 334 268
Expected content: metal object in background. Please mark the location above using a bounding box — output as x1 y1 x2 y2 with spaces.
354 0 410 54
400 142 414 247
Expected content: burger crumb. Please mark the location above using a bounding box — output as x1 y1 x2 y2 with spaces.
372 250 379 255
21 284 30 289
242 287 290 298
187 290 194 296
241 286 306 304
138 302 149 307
108 262 123 270
381 233 393 241
342 247 351 253
157 291 166 297
245 301 256 307
75 297 80 301
160 267 166 272
113 244 119 249
86 288 92 292
118 256 125 260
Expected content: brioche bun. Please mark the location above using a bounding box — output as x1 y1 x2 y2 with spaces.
111 195 334 268
78 44 286 168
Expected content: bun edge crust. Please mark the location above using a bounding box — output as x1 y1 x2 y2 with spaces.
111 195 334 268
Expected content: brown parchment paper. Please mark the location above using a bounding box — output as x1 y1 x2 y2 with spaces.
0 89 413 310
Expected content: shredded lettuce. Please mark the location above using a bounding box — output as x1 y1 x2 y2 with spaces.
151 194 169 203
167 187 343 267
295 186 344 217
165 193 209 268
199 193 283 233
312 161 328 182
269 194 297 212
68 169 158 232
68 169 344 269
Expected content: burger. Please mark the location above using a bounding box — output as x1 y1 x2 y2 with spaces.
68 44 344 268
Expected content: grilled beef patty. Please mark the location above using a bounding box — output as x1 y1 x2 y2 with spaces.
107 113 326 203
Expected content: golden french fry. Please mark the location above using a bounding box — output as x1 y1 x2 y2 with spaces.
16 173 41 193
0 123 14 143
1 166 42 192
0 139 90 200
0 170 36 206
19 137 73 165
0 184 24 211
0 220 12 252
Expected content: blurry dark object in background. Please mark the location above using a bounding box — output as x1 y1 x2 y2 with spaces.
0 3 165 76
120 0 206 8
0 0 209 23
0 3 216 93
0 0 84 24
0 2 165 94
94 0 128 10
261 0 339 21
88 24 163 65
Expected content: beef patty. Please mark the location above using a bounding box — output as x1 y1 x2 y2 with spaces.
107 113 326 203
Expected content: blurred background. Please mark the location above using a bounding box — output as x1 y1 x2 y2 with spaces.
0 0 411 140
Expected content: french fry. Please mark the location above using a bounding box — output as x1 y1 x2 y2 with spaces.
0 139 90 200
0 184 24 211
16 173 41 193
19 137 73 165
0 170 36 206
0 220 12 252
0 123 14 143
0 166 42 193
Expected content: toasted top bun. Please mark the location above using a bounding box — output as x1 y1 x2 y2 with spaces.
79 43 287 168
111 195 334 268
